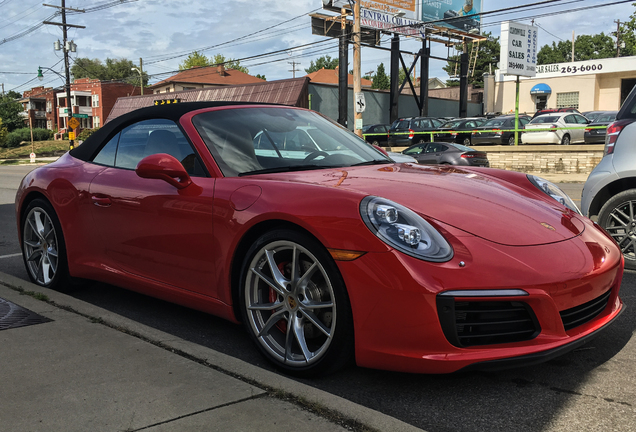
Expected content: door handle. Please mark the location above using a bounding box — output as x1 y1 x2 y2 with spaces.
91 195 112 207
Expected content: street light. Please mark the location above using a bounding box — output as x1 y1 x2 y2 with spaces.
38 66 66 82
131 67 144 95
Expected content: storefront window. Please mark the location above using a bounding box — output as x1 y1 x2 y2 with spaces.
556 92 579 109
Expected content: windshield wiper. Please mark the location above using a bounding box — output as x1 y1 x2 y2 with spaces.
351 160 392 167
238 164 344 176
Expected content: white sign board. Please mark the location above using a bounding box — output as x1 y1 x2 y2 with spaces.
360 8 424 38
355 92 366 113
500 21 538 77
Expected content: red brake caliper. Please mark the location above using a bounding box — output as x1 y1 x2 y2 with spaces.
270 262 290 332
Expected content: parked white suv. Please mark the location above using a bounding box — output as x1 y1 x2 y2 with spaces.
581 86 636 269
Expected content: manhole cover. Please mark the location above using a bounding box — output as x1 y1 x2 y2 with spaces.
0 297 52 331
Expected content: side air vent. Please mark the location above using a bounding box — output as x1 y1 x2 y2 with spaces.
437 297 541 347
560 289 611 331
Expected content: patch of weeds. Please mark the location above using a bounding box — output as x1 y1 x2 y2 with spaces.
0 159 20 165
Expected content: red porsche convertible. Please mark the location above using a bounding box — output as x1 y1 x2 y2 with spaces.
16 102 624 376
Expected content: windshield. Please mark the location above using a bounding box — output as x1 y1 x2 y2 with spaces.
484 119 506 127
596 113 616 122
530 116 559 124
192 107 390 177
441 120 461 129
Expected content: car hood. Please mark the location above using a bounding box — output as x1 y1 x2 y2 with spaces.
259 164 584 246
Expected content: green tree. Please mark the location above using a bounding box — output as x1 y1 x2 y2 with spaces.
0 118 7 147
255 74 266 80
180 53 249 74
211 54 249 74
179 51 211 70
537 33 617 64
305 55 339 73
443 32 501 88
371 63 390 90
71 58 149 85
0 92 25 132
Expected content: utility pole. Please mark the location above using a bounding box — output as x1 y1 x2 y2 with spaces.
571 31 575 63
352 0 362 137
132 58 144 95
139 58 144 95
338 7 349 127
288 61 301 78
615 20 622 57
43 1 85 150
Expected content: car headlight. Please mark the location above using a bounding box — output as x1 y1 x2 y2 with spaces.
360 196 453 261
528 175 581 215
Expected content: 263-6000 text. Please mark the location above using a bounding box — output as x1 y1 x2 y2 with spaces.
508 62 524 71
561 64 603 74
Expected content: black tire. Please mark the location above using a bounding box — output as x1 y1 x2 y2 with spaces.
598 189 636 270
508 135 516 146
561 134 571 145
21 198 72 291
239 229 354 376
371 140 380 147
463 137 471 146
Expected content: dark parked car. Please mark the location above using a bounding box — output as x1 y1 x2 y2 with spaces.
584 111 618 144
471 115 531 145
402 142 489 167
581 111 607 123
531 107 580 119
387 117 443 147
362 124 389 146
434 118 485 146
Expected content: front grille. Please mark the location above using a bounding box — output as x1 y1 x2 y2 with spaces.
560 289 611 331
437 297 540 347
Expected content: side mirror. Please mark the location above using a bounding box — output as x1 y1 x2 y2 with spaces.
136 153 192 189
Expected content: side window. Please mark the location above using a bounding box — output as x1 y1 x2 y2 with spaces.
520 118 530 126
92 119 206 176
403 144 424 155
575 115 588 124
564 115 575 124
92 133 120 167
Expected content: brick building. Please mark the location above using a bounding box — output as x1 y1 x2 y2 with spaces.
21 79 142 132
19 86 58 130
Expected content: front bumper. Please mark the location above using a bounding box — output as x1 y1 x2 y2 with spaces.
337 215 624 374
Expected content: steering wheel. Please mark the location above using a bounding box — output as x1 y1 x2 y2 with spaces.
303 151 329 162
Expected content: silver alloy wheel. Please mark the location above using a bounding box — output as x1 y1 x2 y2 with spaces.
604 200 636 263
23 207 59 285
244 240 336 367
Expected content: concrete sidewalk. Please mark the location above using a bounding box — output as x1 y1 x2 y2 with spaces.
0 273 422 432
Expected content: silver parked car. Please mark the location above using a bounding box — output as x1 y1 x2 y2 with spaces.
582 86 636 269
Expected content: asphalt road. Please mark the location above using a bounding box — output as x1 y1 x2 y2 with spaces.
1 164 634 432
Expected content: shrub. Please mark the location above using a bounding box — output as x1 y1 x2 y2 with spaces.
78 128 99 141
0 128 54 148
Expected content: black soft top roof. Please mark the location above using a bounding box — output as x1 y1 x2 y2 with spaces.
70 101 276 162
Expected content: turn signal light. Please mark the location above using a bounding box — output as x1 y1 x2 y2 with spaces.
408 129 415 139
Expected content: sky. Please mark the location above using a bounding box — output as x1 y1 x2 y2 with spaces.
0 0 633 95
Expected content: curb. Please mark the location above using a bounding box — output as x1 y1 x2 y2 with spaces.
0 271 424 432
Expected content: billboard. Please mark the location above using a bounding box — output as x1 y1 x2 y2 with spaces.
421 0 482 33
324 0 417 20
500 21 539 77
322 0 483 35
